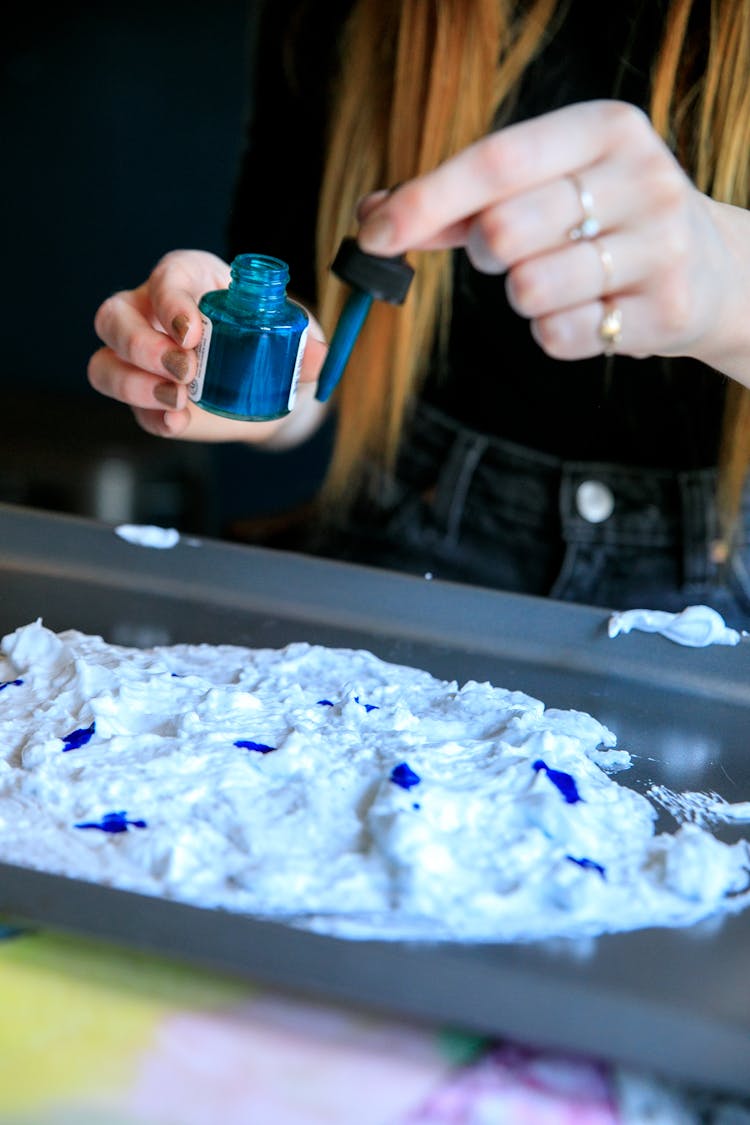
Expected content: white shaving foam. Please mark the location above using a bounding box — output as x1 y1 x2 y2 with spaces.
608 604 744 647
115 525 180 549
0 620 748 943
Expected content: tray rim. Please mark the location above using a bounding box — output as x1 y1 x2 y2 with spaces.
1 501 750 1095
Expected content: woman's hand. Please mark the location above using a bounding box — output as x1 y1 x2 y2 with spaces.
88 249 328 446
357 100 750 385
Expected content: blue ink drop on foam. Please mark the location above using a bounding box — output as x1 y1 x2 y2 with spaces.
62 722 96 752
75 811 147 834
235 739 276 754
532 759 582 804
354 696 379 712
567 855 607 878
316 699 335 707
391 762 421 790
0 679 23 692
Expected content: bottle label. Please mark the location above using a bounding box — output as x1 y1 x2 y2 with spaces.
189 313 213 403
288 316 308 411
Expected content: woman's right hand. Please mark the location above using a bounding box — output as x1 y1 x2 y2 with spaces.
88 249 328 446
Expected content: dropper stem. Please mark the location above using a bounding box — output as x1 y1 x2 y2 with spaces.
315 289 374 403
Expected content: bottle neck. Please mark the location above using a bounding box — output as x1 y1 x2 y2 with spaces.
226 254 289 316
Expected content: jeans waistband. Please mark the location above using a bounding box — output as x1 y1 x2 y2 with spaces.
405 402 730 588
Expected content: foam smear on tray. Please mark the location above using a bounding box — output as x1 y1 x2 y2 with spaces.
0 619 748 943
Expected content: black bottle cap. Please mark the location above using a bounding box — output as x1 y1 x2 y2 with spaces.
331 238 414 305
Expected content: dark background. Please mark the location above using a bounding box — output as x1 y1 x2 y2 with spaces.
0 1 328 539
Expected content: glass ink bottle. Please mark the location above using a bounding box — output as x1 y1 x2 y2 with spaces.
189 254 309 421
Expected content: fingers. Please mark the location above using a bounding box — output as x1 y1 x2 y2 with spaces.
87 343 194 440
296 305 328 385
147 394 320 444
529 277 701 363
128 403 276 442
90 249 236 438
94 250 232 381
358 101 647 256
147 250 231 349
88 340 315 443
352 97 715 365
355 190 391 225
529 294 637 361
87 346 191 411
504 218 674 322
300 331 327 385
463 170 607 272
89 294 330 445
94 290 197 385
131 405 193 439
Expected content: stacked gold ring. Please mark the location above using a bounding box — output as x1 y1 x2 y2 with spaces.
599 302 622 356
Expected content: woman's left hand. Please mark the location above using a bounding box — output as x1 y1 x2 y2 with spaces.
357 100 750 385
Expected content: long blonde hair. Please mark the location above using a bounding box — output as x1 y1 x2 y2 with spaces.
315 0 750 543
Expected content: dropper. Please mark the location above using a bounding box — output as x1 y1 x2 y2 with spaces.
315 238 415 403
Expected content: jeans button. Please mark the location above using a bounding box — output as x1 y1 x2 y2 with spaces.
576 480 614 523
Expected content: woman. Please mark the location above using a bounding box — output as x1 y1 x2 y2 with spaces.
88 0 750 622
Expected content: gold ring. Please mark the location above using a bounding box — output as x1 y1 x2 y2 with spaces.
594 238 614 291
568 174 600 241
599 302 622 356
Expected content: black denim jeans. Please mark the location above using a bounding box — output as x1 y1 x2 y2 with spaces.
325 402 750 631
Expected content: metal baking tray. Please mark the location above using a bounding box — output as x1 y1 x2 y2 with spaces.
1 500 749 1095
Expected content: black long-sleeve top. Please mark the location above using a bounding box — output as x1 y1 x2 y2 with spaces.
227 0 724 470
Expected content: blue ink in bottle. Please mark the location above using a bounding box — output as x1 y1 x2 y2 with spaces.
190 254 309 421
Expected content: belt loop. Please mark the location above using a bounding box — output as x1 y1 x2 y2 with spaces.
432 429 490 545
679 469 718 587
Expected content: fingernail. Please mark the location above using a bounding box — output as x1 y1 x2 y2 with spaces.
359 213 395 254
466 225 507 274
154 382 180 408
162 349 190 381
171 313 190 344
355 190 389 223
